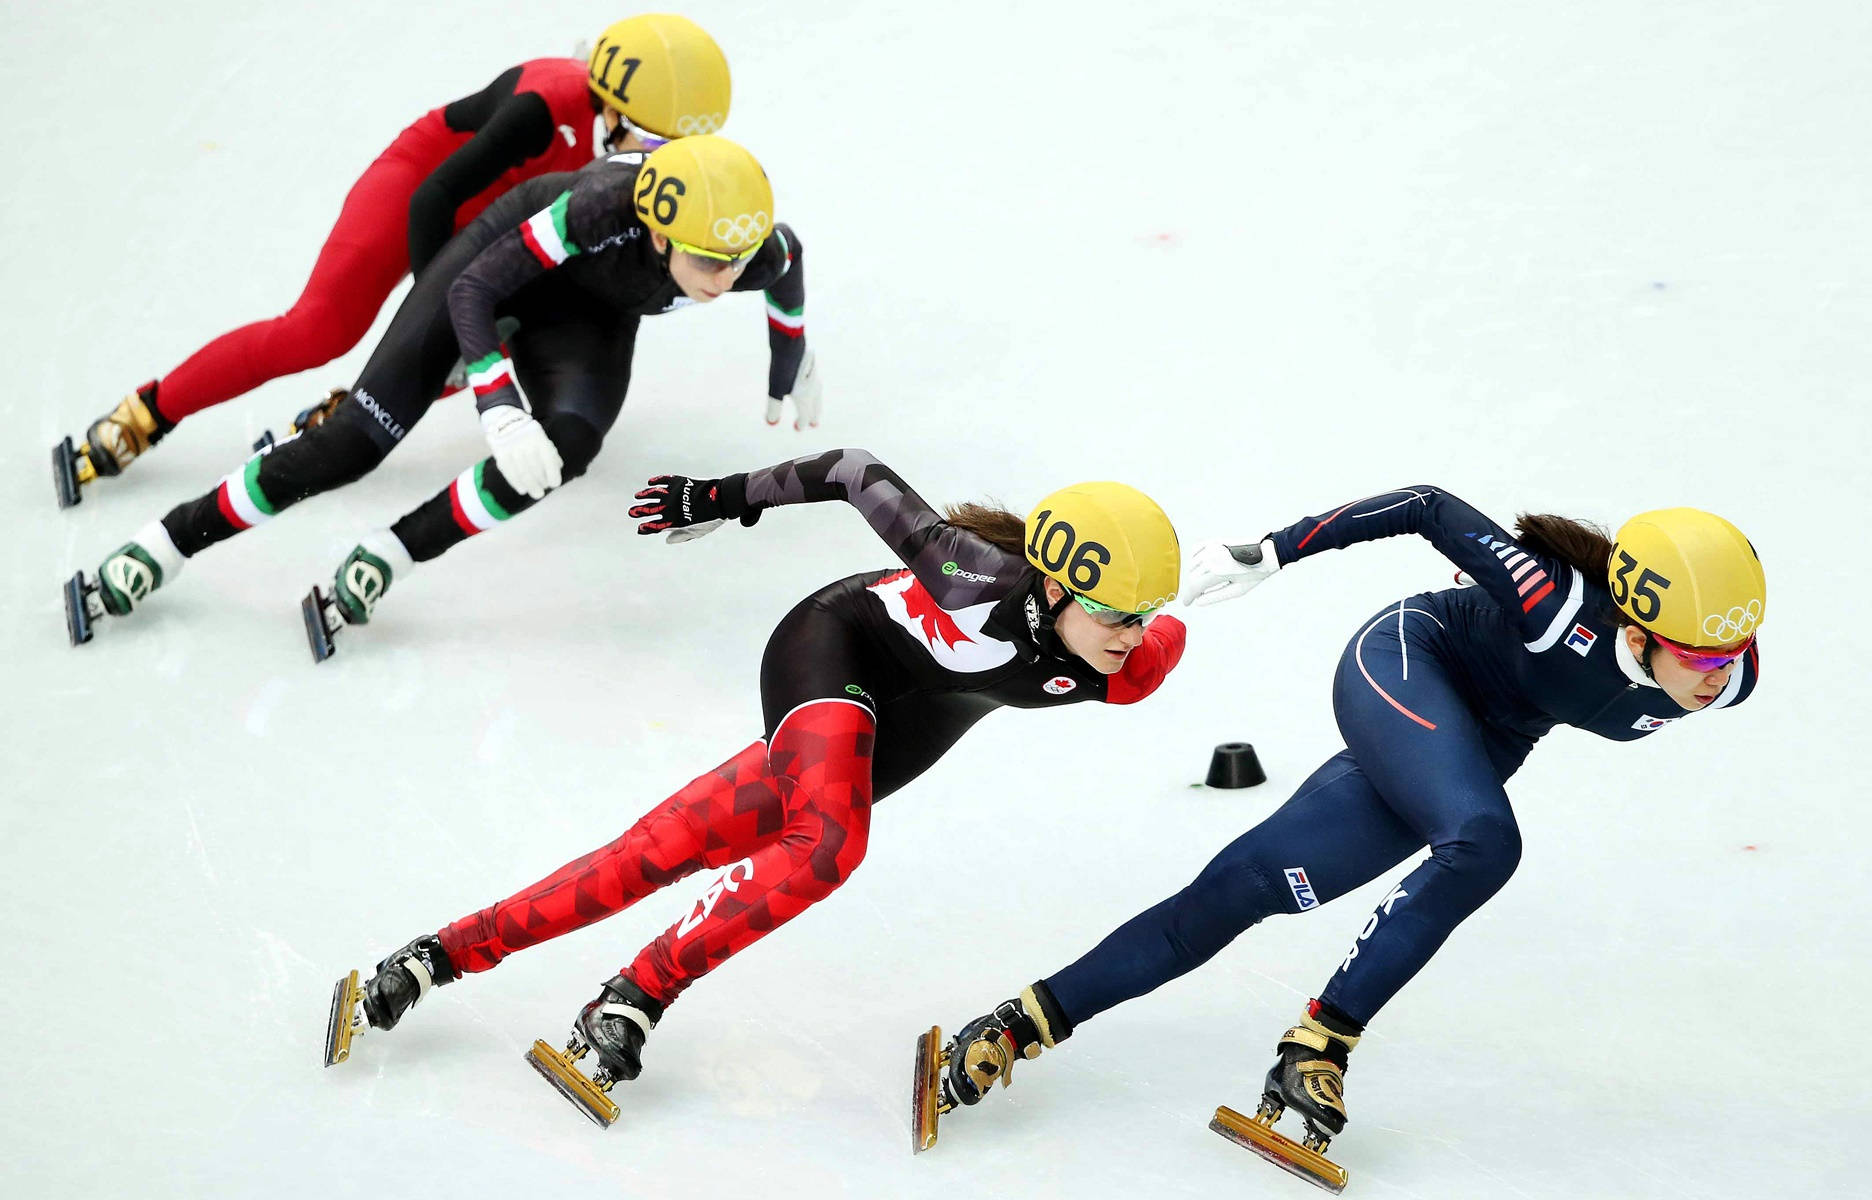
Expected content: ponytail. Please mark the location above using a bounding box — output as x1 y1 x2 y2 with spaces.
1514 513 1613 578
944 502 1027 556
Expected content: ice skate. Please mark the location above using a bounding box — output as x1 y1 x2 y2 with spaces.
912 983 1064 1153
253 386 348 452
525 973 663 1128
324 934 458 1067
1209 1001 1361 1194
53 382 165 508
304 533 413 663
64 521 185 646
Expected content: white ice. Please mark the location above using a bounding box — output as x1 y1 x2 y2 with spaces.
4 2 1868 1197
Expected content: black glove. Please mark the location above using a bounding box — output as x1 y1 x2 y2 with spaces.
630 472 763 536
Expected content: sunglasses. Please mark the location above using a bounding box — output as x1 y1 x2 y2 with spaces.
1651 631 1754 673
669 237 764 271
1071 592 1158 629
602 116 669 155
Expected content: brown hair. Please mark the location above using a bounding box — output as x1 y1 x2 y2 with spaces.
1513 513 1613 578
944 502 1027 555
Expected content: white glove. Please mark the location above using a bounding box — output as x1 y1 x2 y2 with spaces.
480 404 562 500
1182 538 1281 607
764 349 822 430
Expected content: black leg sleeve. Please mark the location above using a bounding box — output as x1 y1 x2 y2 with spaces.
160 412 388 557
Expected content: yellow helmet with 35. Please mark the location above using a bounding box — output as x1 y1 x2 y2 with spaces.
587 14 730 140
1608 507 1765 646
1024 482 1180 614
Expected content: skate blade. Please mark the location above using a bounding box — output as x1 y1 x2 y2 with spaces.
52 437 86 509
1210 1104 1348 1195
302 585 339 664
64 572 97 647
325 970 363 1067
911 1025 946 1154
526 1039 619 1128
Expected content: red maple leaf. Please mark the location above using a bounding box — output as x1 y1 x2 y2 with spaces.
879 570 972 650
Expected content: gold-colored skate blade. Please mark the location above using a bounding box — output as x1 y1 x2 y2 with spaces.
325 971 362 1067
526 1039 620 1128
911 1025 947 1154
1210 1104 1348 1195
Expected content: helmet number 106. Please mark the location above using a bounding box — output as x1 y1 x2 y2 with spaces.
1026 510 1110 592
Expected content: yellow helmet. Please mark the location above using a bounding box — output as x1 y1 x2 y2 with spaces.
1025 483 1180 613
635 135 773 258
1608 508 1765 646
587 14 731 139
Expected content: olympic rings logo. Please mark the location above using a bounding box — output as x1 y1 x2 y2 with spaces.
674 113 725 136
712 210 770 248
1701 599 1762 642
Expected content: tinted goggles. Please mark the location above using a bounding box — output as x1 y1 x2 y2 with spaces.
1651 631 1754 673
1071 592 1158 629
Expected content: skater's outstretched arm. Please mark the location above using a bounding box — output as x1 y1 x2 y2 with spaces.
727 225 814 428
445 167 642 414
1189 486 1579 641
632 449 1026 606
408 86 562 273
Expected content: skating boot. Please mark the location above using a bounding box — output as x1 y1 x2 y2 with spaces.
253 386 348 452
525 973 664 1128
911 982 1070 1153
324 934 458 1067
303 532 414 662
1210 999 1363 1194
64 521 186 646
52 381 170 508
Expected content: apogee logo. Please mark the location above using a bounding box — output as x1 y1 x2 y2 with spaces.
941 561 996 584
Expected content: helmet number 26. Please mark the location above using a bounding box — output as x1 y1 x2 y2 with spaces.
1610 550 1671 623
635 167 685 224
1026 509 1110 591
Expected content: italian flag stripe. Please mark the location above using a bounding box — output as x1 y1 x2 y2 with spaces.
243 456 278 516
466 353 515 399
449 462 505 534
217 457 274 529
520 193 576 267
474 459 512 521
765 295 804 338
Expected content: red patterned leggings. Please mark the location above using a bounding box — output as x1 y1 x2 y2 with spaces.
438 699 876 1006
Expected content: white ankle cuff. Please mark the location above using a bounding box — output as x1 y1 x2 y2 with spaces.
133 519 185 578
598 1002 654 1039
359 530 415 576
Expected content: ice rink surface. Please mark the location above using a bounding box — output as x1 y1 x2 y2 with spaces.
4 2 1868 1196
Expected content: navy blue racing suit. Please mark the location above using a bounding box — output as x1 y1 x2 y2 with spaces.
1044 485 1761 1028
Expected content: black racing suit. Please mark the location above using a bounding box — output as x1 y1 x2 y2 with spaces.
159 152 806 560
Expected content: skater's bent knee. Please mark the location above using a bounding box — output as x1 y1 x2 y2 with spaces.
542 415 603 482
259 414 391 499
1432 811 1522 894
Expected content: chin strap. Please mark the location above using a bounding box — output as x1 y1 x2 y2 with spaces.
1033 586 1074 659
1636 630 1659 680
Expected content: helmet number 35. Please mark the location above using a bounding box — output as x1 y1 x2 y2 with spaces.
635 167 685 224
1610 550 1672 623
1027 509 1110 591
